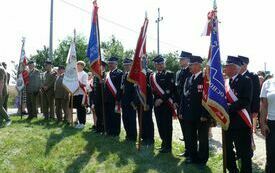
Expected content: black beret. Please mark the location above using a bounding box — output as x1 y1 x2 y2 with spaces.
153 55 165 64
123 58 133 65
108 56 119 63
180 51 192 59
238 55 249 65
226 56 242 66
189 55 203 64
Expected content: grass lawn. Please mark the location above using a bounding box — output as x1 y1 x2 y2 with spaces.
0 116 264 173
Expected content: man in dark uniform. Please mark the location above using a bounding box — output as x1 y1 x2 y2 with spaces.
54 65 70 123
151 55 176 153
1 62 9 111
104 56 123 136
239 55 260 133
179 55 210 165
93 61 107 133
41 60 56 120
224 56 253 173
121 58 137 141
175 51 192 157
26 61 41 120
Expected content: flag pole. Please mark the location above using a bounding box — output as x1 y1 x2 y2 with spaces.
19 37 26 119
94 0 106 135
137 104 143 151
212 0 227 172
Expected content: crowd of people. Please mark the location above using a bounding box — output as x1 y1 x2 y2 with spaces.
0 52 274 172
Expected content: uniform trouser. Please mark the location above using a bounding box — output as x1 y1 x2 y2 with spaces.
266 120 275 173
0 95 10 123
122 104 137 141
138 107 154 144
3 94 8 111
73 95 86 124
95 101 104 132
225 128 252 173
154 106 172 149
26 92 38 118
105 102 121 136
42 91 55 119
55 98 69 122
179 117 189 154
184 120 209 163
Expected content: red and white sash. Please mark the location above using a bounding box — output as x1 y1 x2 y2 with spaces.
106 72 121 114
225 80 252 128
79 82 89 106
150 73 177 119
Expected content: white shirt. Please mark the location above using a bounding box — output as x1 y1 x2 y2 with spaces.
260 78 275 120
74 70 88 96
192 71 202 80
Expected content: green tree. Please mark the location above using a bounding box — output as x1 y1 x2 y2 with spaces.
101 35 125 70
30 46 50 70
54 34 88 70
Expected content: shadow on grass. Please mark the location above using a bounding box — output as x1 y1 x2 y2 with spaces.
64 131 214 173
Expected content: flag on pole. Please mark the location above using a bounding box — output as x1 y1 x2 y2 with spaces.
16 38 29 91
202 8 230 130
128 17 149 108
63 42 79 94
87 1 102 79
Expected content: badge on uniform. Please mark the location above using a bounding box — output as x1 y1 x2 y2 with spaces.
197 84 203 92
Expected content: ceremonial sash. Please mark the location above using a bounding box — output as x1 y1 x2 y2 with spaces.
79 82 89 106
106 72 121 114
150 73 177 119
225 80 252 128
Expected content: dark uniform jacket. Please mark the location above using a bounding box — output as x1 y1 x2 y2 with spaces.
27 68 41 93
121 72 138 106
151 70 176 105
228 74 252 129
0 66 7 97
104 69 123 103
54 74 69 99
243 71 260 114
180 72 209 121
176 67 192 102
42 70 56 95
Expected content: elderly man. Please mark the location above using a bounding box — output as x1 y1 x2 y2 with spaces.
1 62 10 111
151 55 176 153
180 55 210 164
41 60 56 120
224 56 253 173
26 60 41 120
104 56 123 136
0 63 11 127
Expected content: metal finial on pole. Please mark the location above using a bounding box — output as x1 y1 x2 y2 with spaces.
73 29 76 43
213 0 217 10
49 0 54 61
155 8 163 55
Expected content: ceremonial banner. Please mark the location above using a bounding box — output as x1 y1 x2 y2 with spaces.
87 1 102 79
127 17 148 108
63 42 79 94
202 9 230 130
16 38 29 91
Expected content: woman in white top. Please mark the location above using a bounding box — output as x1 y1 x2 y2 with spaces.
260 77 275 173
73 61 88 129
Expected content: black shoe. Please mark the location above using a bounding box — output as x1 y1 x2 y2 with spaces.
159 148 171 153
